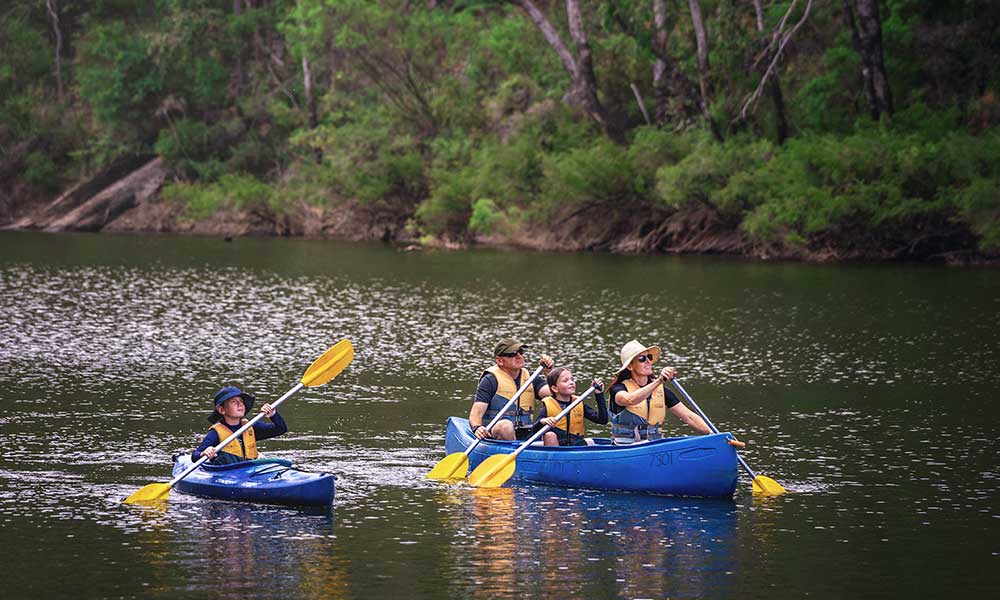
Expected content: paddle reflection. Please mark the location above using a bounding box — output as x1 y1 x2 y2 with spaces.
455 486 739 597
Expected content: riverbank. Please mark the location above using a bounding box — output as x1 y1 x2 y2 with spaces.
4 161 995 267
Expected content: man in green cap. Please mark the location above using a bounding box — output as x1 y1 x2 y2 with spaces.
468 338 555 441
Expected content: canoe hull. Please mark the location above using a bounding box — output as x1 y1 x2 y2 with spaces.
445 417 738 497
172 455 335 507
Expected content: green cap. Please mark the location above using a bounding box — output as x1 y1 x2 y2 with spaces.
493 338 526 357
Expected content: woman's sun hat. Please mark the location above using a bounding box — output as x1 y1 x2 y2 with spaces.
615 340 661 375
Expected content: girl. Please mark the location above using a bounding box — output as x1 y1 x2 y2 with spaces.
535 367 608 446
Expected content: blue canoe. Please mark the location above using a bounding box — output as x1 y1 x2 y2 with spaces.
171 455 335 507
445 417 739 497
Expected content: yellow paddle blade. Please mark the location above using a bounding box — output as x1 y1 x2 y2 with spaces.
468 454 516 488
427 452 469 480
301 339 354 387
123 482 171 505
752 475 787 496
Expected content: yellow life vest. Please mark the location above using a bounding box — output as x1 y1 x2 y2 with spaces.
211 421 258 460
622 378 666 426
483 365 537 425
542 397 585 436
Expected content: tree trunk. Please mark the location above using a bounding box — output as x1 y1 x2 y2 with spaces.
231 0 244 96
302 55 322 163
843 0 893 119
46 0 64 103
687 0 722 141
510 0 613 137
652 0 669 123
752 0 788 143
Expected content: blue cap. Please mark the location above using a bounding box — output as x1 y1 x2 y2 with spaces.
208 386 255 423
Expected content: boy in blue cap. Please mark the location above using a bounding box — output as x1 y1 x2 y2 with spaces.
192 386 288 465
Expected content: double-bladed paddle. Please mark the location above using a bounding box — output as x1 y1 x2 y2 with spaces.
670 378 786 496
123 339 355 504
468 385 598 488
427 365 544 480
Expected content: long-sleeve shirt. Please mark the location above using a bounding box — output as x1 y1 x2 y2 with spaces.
192 412 288 462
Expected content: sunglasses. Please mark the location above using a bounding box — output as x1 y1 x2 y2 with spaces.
499 349 525 358
635 353 654 364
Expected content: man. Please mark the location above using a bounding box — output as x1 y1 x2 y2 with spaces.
469 338 555 441
193 385 287 464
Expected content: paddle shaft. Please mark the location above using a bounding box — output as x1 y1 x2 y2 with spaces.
168 382 303 487
670 379 758 479
463 365 544 458
504 386 597 462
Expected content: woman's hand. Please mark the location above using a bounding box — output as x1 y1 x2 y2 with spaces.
539 355 555 371
473 424 491 440
659 367 677 382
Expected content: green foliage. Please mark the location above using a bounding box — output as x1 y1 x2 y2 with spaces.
23 152 59 191
161 173 274 220
76 21 162 128
655 133 773 214
540 137 645 211
6 0 1000 257
468 197 502 234
296 102 424 204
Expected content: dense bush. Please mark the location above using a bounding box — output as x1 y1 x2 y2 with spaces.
5 0 999 258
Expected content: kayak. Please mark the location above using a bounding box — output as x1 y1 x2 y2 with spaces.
444 417 739 497
171 455 335 507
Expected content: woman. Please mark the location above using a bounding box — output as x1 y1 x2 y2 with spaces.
535 367 607 446
608 340 710 444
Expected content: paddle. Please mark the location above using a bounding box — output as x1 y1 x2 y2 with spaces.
123 339 355 504
468 385 597 488
670 378 786 496
427 365 544 480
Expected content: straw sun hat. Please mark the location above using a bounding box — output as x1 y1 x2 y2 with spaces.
615 340 661 375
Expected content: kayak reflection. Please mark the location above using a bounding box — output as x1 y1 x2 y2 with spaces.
454 486 739 597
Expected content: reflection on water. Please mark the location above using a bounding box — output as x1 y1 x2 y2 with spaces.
1 231 998 598
438 486 739 598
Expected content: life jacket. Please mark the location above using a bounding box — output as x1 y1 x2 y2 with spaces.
482 366 536 428
610 379 665 444
210 421 258 463
542 397 585 444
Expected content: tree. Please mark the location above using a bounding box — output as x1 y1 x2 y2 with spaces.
751 0 788 143
686 0 722 141
843 0 893 119
509 0 615 138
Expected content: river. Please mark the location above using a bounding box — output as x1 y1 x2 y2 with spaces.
0 230 996 598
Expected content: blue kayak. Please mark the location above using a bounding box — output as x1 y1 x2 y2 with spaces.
171 455 335 507
445 417 739 497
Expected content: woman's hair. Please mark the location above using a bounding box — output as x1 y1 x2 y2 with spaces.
546 366 570 389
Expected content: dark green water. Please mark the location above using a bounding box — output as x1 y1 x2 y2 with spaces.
0 230 997 599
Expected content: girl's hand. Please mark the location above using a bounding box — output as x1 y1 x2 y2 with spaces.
260 403 276 418
542 417 557 427
592 378 604 392
202 447 218 459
